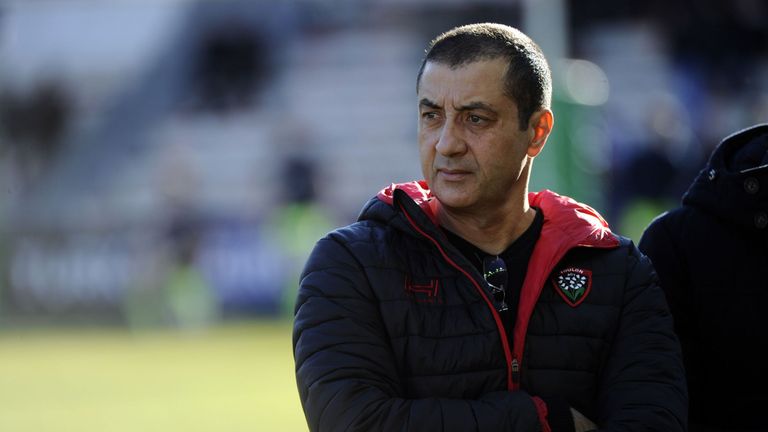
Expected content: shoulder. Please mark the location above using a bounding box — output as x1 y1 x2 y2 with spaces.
305 217 411 278
565 236 658 296
326 218 408 254
309 220 389 263
299 222 388 304
642 208 688 240
639 204 720 263
567 235 642 268
327 220 388 245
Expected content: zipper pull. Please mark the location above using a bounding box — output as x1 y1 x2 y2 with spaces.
511 357 520 384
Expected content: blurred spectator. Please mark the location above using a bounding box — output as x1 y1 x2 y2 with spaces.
123 215 218 330
163 216 218 329
0 81 71 189
639 123 768 431
123 139 217 329
613 93 699 241
270 155 333 316
189 23 271 113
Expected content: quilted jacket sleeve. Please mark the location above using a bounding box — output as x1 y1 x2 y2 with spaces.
293 234 543 432
595 243 688 431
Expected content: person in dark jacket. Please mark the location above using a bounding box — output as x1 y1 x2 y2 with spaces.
294 23 687 432
639 123 768 432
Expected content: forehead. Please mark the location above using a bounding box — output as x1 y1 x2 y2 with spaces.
418 58 510 105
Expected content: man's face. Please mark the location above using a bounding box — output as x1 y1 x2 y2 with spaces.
417 58 534 213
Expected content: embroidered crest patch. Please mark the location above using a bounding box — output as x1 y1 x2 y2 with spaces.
552 267 592 307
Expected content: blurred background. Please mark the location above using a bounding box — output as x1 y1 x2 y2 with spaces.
0 0 765 430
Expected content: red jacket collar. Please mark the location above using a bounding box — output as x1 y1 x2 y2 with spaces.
377 180 438 224
378 180 431 206
529 189 618 249
377 181 618 249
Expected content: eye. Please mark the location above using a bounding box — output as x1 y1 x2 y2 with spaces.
468 114 484 124
422 111 439 120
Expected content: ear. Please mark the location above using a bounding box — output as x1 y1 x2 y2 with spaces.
526 109 553 158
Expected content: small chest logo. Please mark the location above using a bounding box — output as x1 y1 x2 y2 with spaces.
404 276 440 304
551 267 592 307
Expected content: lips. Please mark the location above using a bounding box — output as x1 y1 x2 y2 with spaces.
437 168 471 181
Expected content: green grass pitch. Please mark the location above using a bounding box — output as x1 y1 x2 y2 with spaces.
0 321 307 432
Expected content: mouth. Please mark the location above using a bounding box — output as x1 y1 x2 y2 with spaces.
437 168 471 181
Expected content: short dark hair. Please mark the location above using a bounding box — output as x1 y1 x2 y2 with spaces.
416 23 552 130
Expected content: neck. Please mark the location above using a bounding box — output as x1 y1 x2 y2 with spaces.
434 189 535 256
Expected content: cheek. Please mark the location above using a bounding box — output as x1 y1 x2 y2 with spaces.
477 138 519 176
418 131 435 158
419 143 434 178
418 126 434 145
494 144 529 180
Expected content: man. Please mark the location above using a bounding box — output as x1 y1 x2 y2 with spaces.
640 123 768 431
294 23 687 432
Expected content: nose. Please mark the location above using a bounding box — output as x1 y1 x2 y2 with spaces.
435 120 467 157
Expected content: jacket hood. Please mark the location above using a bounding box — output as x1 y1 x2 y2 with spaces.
355 180 434 234
683 123 768 232
361 181 617 248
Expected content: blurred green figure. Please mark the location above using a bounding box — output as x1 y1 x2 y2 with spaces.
271 156 334 316
124 216 217 330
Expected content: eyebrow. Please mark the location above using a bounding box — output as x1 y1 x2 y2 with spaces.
419 98 497 114
419 98 441 109
458 101 496 113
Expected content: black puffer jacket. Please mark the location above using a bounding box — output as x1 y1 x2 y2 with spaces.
294 182 687 432
640 124 768 431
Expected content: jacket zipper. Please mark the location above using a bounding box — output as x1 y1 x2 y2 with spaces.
399 203 520 390
511 357 520 385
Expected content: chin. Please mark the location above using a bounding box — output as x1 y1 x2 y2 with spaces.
432 187 474 210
